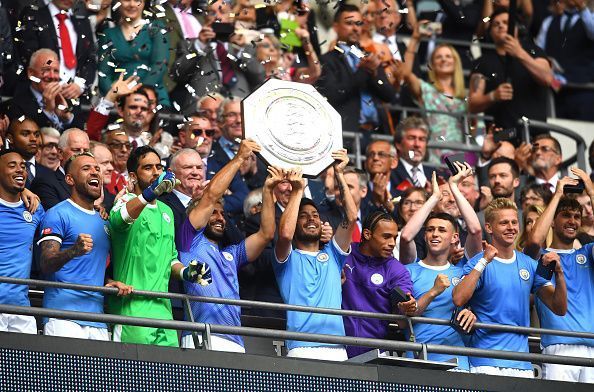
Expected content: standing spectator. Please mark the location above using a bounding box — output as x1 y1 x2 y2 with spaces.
316 4 397 136
526 169 594 382
104 130 131 195
0 3 14 96
5 118 41 189
273 150 356 361
341 211 414 358
469 9 553 138
0 150 44 334
453 198 567 377
391 117 436 189
527 134 563 191
394 187 429 260
436 0 483 68
575 191 594 245
487 157 521 201
519 183 552 212
536 0 594 121
37 127 61 171
108 145 204 346
98 0 170 106
17 0 97 98
515 205 552 251
89 141 115 213
38 153 131 340
176 115 215 163
8 49 85 130
31 128 90 211
178 142 281 352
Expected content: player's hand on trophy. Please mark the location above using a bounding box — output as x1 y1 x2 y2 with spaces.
331 149 349 173
235 139 261 163
286 167 305 192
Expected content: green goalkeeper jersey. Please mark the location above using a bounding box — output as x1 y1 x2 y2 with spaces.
108 192 179 346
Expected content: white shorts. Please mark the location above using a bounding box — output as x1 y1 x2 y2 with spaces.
471 366 534 378
542 344 594 383
287 346 348 362
0 313 37 334
44 318 108 341
181 334 245 353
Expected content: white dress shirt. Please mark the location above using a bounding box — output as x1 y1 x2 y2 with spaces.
172 6 202 40
172 189 192 208
372 33 403 62
400 159 428 187
48 3 79 86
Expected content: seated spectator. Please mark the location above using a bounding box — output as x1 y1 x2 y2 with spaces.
89 141 115 213
256 33 320 84
273 150 355 361
0 149 45 334
37 127 61 171
519 183 553 212
5 118 41 189
487 157 521 203
97 0 170 106
31 128 90 211
469 9 553 140
17 0 97 98
316 4 397 136
8 49 85 131
453 198 566 378
38 152 131 340
575 191 594 245
394 187 428 260
178 142 280 353
341 211 414 358
170 0 265 112
536 0 594 121
103 129 131 195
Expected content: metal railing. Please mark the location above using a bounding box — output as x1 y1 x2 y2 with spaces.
1 276 593 368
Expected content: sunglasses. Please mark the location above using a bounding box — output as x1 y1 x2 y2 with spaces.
191 129 216 138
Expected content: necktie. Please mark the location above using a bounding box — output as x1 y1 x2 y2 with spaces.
563 13 574 34
216 42 237 87
25 161 33 188
181 10 197 39
55 13 77 69
352 220 361 243
411 167 421 187
344 48 378 125
131 139 138 151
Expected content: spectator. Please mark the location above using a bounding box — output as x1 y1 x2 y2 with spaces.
453 198 566 377
98 0 170 106
8 49 85 131
5 118 41 188
170 0 265 111
103 129 131 195
476 128 517 186
0 149 44 334
255 32 320 84
524 134 563 191
108 145 204 346
341 211 414 358
175 114 215 163
514 204 552 251
31 128 90 211
17 0 97 98
536 0 594 121
526 169 593 382
394 187 428 260
89 141 115 212
391 117 436 189
316 4 397 136
519 183 553 212
197 93 224 139
37 127 61 171
469 9 553 138
243 188 263 221
404 212 477 371
479 0 534 38
178 142 281 353
487 157 520 202
436 0 482 68
273 150 356 361
575 191 594 245
364 140 399 212
37 152 131 340
372 0 414 66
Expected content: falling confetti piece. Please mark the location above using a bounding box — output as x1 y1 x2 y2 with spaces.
29 76 41 83
483 17 490 23
108 124 121 130
408 151 414 160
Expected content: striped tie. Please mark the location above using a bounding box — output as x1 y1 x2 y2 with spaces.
411 167 421 187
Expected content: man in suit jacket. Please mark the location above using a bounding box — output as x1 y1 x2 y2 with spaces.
363 139 401 211
31 128 90 211
5 117 41 189
8 49 85 131
316 4 397 135
17 0 97 97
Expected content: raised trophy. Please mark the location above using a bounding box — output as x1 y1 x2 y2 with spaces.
242 78 343 178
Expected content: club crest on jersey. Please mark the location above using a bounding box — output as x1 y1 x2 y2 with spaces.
162 213 171 223
519 269 530 281
576 254 587 265
451 277 461 286
317 253 329 263
370 273 384 285
222 252 234 262
22 211 33 222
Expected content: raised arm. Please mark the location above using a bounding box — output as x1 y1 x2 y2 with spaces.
399 172 441 264
448 162 483 258
536 252 567 316
275 168 305 261
332 149 358 252
188 139 261 230
399 22 422 100
245 167 284 262
503 34 553 86
293 28 321 84
453 242 497 307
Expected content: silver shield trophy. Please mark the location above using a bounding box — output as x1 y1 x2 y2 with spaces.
242 78 343 178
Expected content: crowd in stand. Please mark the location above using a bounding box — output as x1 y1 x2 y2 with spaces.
0 0 593 384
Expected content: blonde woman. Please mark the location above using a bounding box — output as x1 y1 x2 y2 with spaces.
515 205 553 251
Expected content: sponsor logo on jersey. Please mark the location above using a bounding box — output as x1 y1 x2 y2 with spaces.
22 211 33 222
370 273 384 285
222 252 234 262
576 254 587 265
317 253 329 262
162 213 171 223
451 277 461 286
344 264 355 273
519 268 530 281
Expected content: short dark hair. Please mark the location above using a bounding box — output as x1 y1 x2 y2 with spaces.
117 90 150 110
520 183 553 205
299 197 318 212
554 196 582 219
393 116 430 145
334 4 361 22
7 117 38 136
127 145 160 174
64 152 95 175
532 133 561 155
0 148 21 159
424 212 459 233
488 157 519 178
362 210 395 233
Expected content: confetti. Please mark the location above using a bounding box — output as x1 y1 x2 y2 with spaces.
127 80 138 89
378 80 384 85
186 53 197 59
254 3 267 8
398 8 409 14
483 17 490 23
57 104 67 111
196 136 205 147
408 151 415 160
29 76 41 83
108 124 121 130
334 46 344 53
173 101 181 112
112 2 121 11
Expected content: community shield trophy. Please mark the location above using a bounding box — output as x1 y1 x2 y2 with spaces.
242 78 343 178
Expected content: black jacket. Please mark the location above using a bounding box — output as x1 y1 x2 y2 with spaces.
30 165 70 211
